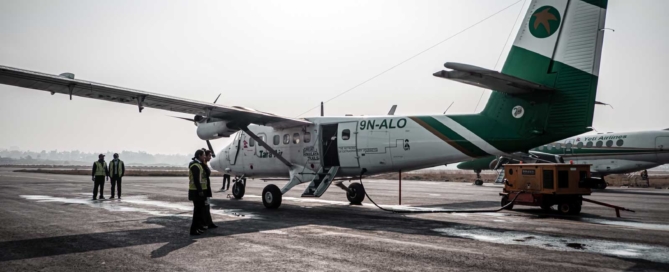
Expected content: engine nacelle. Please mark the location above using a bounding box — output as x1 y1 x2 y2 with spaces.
196 121 238 140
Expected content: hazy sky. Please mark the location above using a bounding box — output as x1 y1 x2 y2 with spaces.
1 0 668 155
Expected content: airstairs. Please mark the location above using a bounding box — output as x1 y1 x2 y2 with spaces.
494 167 505 184
302 166 339 197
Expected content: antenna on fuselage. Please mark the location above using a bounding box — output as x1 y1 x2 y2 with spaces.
321 101 324 116
444 101 454 114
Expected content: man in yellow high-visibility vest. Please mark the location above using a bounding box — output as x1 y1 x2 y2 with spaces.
189 149 208 235
91 154 109 200
109 153 125 199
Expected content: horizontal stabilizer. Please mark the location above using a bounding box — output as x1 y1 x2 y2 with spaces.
433 62 556 95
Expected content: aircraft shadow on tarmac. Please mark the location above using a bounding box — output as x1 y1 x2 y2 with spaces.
0 198 666 270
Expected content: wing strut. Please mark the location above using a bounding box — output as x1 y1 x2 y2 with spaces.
137 95 146 113
240 126 293 168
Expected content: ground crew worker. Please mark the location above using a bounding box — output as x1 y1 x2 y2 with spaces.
641 169 650 187
202 149 217 229
189 149 208 236
222 173 231 191
91 154 109 200
109 153 125 199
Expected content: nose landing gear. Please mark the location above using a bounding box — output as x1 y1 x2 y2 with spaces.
231 177 246 199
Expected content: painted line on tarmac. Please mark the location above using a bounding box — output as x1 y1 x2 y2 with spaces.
20 195 257 219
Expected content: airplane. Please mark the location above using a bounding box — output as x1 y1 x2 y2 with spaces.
457 130 669 189
0 0 609 209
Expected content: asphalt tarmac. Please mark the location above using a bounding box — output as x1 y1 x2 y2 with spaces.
1 168 669 271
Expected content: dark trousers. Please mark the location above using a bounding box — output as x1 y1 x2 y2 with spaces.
204 200 214 227
111 176 122 197
190 199 206 233
222 174 230 189
93 176 105 199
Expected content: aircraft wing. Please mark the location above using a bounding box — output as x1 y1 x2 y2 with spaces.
0 65 311 129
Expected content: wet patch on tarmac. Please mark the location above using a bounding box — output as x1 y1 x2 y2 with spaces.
580 217 669 232
432 226 669 263
20 195 257 219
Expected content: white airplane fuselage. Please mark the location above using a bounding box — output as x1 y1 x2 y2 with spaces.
209 116 498 178
538 130 669 176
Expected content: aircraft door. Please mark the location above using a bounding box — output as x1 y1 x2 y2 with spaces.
229 132 243 165
337 122 360 168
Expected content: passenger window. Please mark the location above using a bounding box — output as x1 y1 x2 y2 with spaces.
342 129 351 140
586 142 593 148
566 143 572 149
556 143 562 149
250 138 255 147
596 141 603 148
543 170 554 189
616 139 624 147
273 135 280 145
558 171 569 188
577 142 583 149
283 134 290 144
293 133 300 144
606 140 613 147
304 132 311 143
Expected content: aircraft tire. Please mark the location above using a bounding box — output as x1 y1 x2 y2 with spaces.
597 181 607 190
474 180 483 186
232 182 245 199
262 184 282 209
347 183 365 204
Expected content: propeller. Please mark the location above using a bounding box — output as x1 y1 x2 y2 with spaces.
171 114 205 126
171 94 223 157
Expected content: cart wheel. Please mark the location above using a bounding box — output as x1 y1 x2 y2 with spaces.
501 196 513 210
540 203 553 211
558 202 577 215
569 204 582 215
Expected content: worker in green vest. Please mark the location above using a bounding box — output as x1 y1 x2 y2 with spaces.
109 153 125 199
91 154 109 200
189 149 208 235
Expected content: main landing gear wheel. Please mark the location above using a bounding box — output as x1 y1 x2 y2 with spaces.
347 183 365 205
232 181 245 199
262 184 282 209
474 180 483 186
596 180 607 190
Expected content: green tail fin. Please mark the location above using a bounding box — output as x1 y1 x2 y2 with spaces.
451 0 608 152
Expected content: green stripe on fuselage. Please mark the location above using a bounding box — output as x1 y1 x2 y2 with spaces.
413 116 489 158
